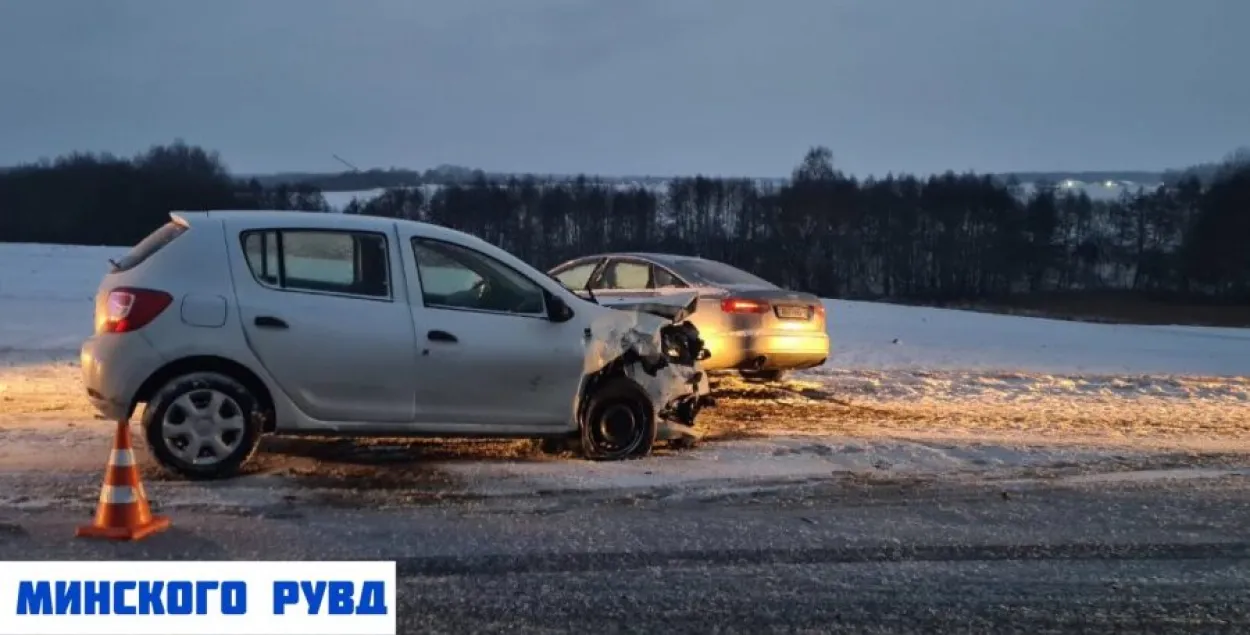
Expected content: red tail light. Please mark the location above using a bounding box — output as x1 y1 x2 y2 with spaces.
98 288 173 334
720 298 770 314
813 303 826 317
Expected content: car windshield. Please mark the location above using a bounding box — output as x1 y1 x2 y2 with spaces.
673 259 776 287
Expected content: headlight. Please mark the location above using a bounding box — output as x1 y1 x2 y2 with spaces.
660 323 704 365
661 331 684 359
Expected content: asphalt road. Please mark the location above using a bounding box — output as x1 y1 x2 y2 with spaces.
3 475 1250 633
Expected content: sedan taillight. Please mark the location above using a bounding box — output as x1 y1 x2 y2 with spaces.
720 298 770 314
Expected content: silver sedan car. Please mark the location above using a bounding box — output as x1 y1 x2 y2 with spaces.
549 253 830 381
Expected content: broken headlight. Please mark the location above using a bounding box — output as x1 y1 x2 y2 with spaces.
660 322 704 366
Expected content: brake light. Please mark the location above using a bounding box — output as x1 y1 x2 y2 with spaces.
720 298 770 314
813 303 826 317
97 288 173 333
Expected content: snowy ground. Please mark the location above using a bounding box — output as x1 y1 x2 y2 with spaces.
1 241 1249 511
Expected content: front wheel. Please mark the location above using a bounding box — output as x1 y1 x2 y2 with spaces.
142 371 263 480
580 378 656 461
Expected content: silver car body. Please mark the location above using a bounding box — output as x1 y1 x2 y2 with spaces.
549 253 830 373
80 212 710 449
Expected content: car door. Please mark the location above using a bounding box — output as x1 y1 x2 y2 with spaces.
402 234 588 428
227 221 419 423
589 258 657 307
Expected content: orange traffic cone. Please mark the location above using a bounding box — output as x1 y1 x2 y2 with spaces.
76 420 171 541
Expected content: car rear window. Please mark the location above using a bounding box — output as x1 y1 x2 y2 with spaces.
674 259 775 287
111 221 188 273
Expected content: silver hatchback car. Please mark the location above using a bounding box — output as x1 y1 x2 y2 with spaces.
549 253 830 381
80 212 711 479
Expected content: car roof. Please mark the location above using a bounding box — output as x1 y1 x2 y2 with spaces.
561 252 709 269
170 210 472 243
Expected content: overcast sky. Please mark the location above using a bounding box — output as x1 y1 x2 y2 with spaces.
1 0 1247 177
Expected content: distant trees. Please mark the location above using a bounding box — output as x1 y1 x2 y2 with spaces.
1 141 1248 303
249 164 492 191
0 141 328 246
347 146 1250 303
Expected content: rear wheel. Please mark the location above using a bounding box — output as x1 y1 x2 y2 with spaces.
142 371 263 480
740 369 786 383
580 379 656 461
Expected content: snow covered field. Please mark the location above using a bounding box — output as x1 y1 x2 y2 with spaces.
1 241 1249 510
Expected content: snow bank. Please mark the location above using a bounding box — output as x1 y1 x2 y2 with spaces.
823 299 1250 377
0 243 124 357
0 435 1194 511
437 436 1124 496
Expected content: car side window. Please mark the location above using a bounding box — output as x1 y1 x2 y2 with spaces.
412 238 546 316
552 261 599 290
652 266 688 289
594 260 651 290
241 229 391 299
242 232 280 285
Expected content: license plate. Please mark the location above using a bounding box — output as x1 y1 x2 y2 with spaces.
775 305 809 319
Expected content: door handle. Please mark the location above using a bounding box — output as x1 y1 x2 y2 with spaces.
428 330 458 343
254 316 288 329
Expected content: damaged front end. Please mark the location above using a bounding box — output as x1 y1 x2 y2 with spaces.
580 293 714 450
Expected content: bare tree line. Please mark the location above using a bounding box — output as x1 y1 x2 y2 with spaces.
1 142 1248 303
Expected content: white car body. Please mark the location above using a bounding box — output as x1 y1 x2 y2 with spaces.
80 210 711 478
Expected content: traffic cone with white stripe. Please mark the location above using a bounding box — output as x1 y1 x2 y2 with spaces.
76 419 171 541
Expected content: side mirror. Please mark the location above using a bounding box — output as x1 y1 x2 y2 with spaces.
545 292 575 323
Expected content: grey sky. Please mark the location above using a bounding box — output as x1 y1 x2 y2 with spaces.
1 0 1247 177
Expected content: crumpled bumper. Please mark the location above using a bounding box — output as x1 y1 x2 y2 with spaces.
583 293 714 440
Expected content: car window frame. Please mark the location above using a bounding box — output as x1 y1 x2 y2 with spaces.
650 263 690 289
410 237 550 320
239 228 394 303
592 257 656 291
549 258 604 291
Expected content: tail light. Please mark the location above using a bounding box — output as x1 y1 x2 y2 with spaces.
720 298 770 314
813 303 826 318
97 288 173 334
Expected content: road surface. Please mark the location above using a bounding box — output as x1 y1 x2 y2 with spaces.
4 472 1250 633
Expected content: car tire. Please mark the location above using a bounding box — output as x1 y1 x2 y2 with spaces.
142 371 264 481
740 369 786 383
580 378 656 461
